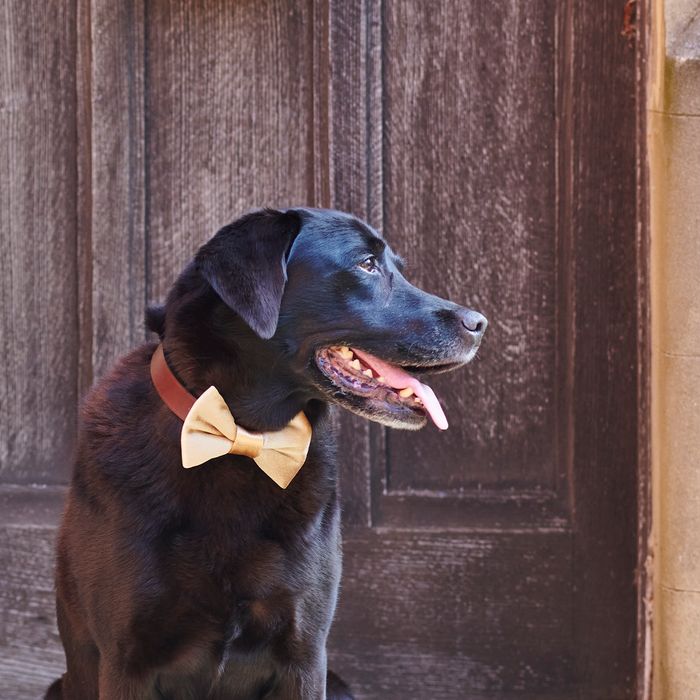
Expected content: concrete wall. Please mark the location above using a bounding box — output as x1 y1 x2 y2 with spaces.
650 1 700 697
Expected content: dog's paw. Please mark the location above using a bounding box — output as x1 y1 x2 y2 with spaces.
327 669 354 700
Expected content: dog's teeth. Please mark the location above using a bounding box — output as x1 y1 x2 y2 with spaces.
398 387 414 398
415 397 423 404
339 346 353 359
377 375 386 384
363 369 373 378
350 359 361 370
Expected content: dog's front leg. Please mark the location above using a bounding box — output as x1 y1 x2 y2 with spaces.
97 661 158 700
272 654 328 700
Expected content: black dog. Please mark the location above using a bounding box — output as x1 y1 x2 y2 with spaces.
47 208 486 699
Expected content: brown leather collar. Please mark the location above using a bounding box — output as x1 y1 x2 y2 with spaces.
150 344 196 421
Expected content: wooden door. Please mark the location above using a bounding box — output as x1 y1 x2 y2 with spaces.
325 3 645 698
0 1 646 698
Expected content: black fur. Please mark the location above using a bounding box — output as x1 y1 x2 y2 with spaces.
196 209 303 340
48 208 485 699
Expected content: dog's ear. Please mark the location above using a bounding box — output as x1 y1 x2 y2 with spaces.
195 209 302 339
145 304 166 338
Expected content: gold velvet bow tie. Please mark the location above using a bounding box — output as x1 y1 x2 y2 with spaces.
150 344 312 488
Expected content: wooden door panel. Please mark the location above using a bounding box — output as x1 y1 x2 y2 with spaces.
364 0 568 535
383 0 559 492
326 1 641 698
0 0 79 483
329 530 574 698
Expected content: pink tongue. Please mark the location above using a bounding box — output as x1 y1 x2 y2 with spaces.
352 349 448 430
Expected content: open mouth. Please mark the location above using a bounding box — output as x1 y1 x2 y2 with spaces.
314 345 449 430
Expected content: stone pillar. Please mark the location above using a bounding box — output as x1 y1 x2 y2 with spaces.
650 1 700 696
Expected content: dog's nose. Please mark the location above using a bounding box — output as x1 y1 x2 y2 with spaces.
458 309 488 338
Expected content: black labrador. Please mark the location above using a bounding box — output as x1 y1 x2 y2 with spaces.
47 208 486 699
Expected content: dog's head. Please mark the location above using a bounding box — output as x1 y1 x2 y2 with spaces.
154 208 486 431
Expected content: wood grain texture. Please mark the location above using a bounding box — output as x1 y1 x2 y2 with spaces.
88 0 146 380
0 490 65 696
382 0 558 491
0 1 645 698
145 0 315 304
328 529 574 699
76 0 94 398
634 1 652 694
569 1 641 695
0 0 79 484
326 0 378 527
330 1 641 696
0 526 60 654
0 643 65 700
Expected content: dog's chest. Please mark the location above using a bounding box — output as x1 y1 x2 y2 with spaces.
151 504 341 697
168 492 341 634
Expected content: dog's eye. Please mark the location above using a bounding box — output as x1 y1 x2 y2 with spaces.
358 255 379 273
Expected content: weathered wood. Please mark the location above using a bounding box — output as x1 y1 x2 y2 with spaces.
381 0 559 492
329 529 575 699
569 1 641 694
0 484 66 527
0 489 65 697
0 644 65 700
0 1 645 698
76 0 94 398
0 0 79 484
144 0 315 304
325 0 378 527
0 527 59 652
88 0 147 381
336 0 641 696
634 2 652 695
